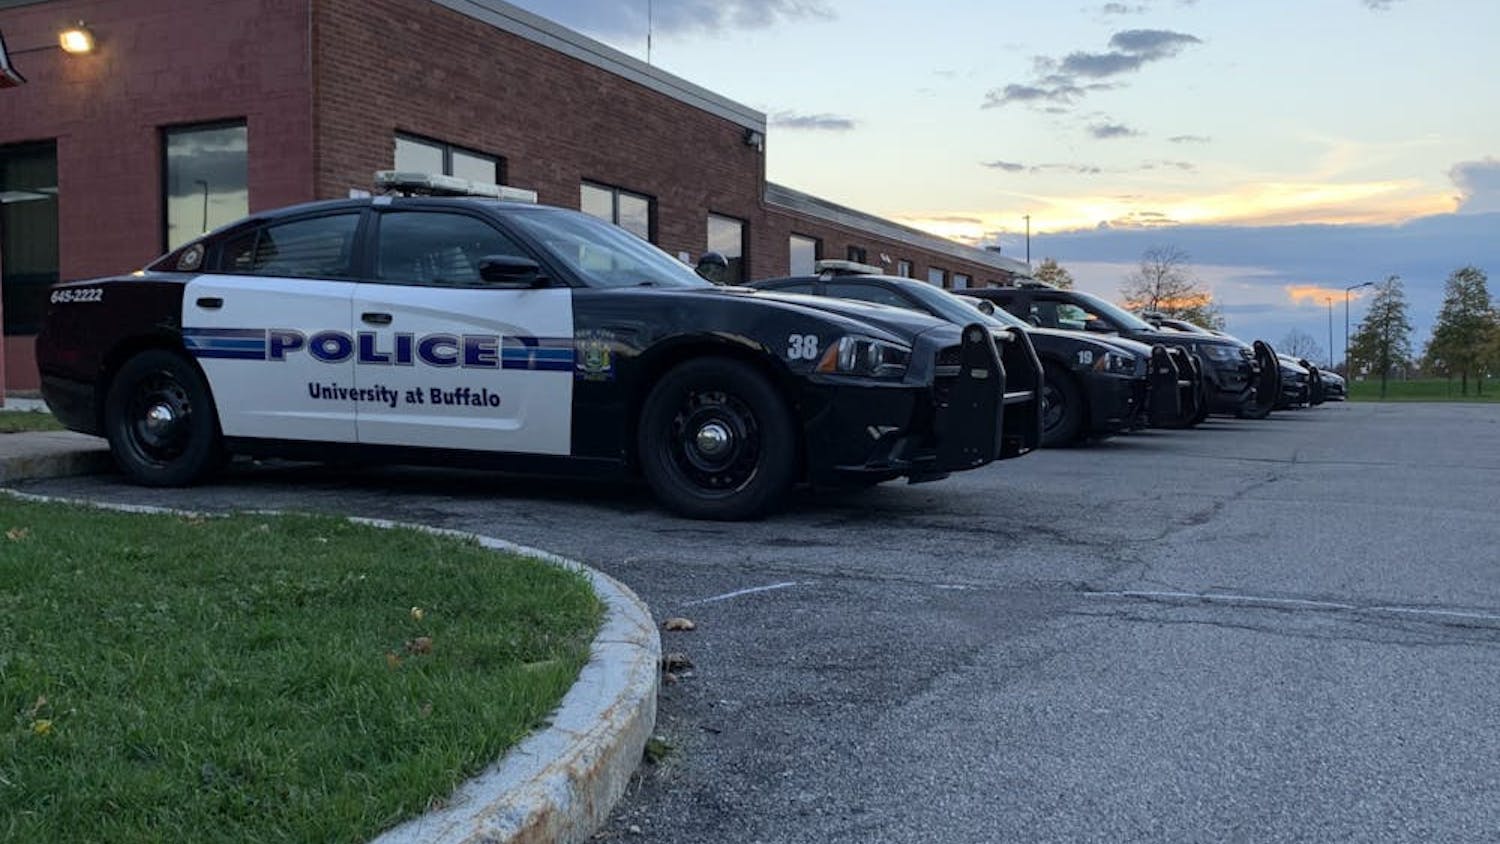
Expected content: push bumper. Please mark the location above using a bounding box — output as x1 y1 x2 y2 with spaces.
1086 372 1149 435
802 323 1014 485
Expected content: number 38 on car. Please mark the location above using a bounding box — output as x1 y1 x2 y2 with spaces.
37 188 1041 519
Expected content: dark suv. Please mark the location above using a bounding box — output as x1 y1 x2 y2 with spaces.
968 285 1277 419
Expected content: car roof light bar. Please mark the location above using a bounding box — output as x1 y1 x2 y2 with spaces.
814 259 883 278
373 170 538 203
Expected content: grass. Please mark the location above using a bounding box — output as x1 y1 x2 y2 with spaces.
0 498 602 844
1348 377 1500 402
0 410 65 433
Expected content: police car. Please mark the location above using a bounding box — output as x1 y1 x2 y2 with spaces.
36 174 1032 520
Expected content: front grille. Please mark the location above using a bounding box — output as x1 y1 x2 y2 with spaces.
937 345 963 367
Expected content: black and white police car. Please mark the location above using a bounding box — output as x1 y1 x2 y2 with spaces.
37 174 1034 519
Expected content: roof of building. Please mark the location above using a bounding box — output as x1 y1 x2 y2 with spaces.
764 183 1032 277
430 0 766 132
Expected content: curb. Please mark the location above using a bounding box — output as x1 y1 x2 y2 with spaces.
0 490 660 844
0 432 112 485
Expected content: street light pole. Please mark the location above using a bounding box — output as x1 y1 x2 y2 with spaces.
1344 281 1375 375
1023 214 1031 267
1327 297 1334 370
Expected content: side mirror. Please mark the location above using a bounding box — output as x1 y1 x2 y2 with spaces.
478 255 546 287
696 251 730 284
1084 319 1114 333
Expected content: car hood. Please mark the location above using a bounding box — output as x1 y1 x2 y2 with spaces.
1026 326 1151 360
712 287 955 340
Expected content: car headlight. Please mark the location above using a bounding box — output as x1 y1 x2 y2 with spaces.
816 335 910 379
1197 344 1239 361
1092 351 1135 375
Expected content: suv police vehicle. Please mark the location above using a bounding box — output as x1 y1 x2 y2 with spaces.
747 264 1190 447
37 174 1027 520
969 284 1277 420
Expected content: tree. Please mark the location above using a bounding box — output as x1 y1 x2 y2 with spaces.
1348 275 1413 399
1422 266 1495 396
1279 328 1325 364
1120 246 1225 329
1032 257 1074 289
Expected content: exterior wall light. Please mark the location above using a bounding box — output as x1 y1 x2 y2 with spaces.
58 24 94 55
742 128 764 152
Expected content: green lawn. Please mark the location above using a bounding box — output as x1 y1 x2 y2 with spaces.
0 498 602 844
1348 377 1500 402
0 409 65 433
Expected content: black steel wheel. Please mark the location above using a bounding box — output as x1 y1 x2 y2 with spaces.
104 350 223 487
637 358 797 520
1040 364 1085 447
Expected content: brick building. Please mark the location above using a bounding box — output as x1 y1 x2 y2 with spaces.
0 0 1027 394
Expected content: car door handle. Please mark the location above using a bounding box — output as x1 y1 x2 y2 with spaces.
196 297 223 309
361 312 393 325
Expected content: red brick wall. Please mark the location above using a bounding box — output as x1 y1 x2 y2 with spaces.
311 0 765 266
0 0 315 390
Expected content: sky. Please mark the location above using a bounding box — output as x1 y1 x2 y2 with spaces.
507 0 1500 360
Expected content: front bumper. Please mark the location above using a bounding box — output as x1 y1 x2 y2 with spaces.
1085 371 1149 435
801 323 1021 485
1201 357 1257 415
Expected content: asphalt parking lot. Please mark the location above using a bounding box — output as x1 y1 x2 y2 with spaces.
22 401 1500 842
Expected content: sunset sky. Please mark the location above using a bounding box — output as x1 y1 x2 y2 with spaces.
510 0 1500 358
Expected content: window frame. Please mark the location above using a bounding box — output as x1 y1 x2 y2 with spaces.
394 132 504 184
788 233 821 276
160 118 249 253
365 207 546 289
580 180 655 242
209 209 368 281
706 211 748 285
927 266 948 288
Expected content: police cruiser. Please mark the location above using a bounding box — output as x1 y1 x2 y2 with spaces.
37 174 1040 519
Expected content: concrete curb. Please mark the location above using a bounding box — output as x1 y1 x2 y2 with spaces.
0 490 660 844
0 432 112 485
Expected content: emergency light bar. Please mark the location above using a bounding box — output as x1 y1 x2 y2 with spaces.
374 170 538 203
814 259 883 278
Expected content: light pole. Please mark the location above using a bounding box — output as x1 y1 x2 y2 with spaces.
1023 214 1031 267
1326 297 1334 370
1344 281 1375 375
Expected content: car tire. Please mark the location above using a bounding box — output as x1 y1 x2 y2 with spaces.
637 357 798 520
1040 364 1085 447
104 349 224 487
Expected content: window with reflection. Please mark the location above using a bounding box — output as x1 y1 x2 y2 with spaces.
927 266 947 287
394 134 500 185
580 182 652 241
1 141 59 335
163 122 248 251
789 234 819 275
707 213 746 285
953 273 970 290
897 260 913 278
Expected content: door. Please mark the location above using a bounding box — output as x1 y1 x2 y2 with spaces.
353 209 574 455
182 212 360 442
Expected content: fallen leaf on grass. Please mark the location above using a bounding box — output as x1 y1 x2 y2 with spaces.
405 636 433 655
409 606 425 622
385 652 402 670
25 696 47 718
30 719 53 737
5 527 29 541
663 617 696 631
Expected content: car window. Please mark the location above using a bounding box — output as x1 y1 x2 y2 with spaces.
1031 298 1101 331
376 211 528 287
218 214 360 279
826 282 917 311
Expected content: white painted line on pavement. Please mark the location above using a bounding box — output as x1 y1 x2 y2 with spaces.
682 581 806 606
1366 606 1500 624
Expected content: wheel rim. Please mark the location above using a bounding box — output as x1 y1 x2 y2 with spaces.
667 389 761 496
122 369 194 467
1041 382 1065 434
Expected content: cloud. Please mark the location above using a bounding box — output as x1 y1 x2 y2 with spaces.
1285 284 1365 305
981 161 1104 175
771 111 856 131
1100 3 1145 13
507 0 833 37
1362 0 1403 9
1140 159 1196 171
982 160 1026 172
981 28 1200 111
1169 134 1212 144
1449 158 1500 214
1090 122 1139 139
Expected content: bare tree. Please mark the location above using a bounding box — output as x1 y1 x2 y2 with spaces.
1120 246 1225 329
1279 329 1325 363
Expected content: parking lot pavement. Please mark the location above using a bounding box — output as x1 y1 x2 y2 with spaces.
20 401 1500 842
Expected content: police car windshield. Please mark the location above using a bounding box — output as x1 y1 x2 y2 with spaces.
507 210 710 289
897 281 1029 329
1068 290 1155 331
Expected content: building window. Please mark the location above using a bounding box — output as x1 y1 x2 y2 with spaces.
846 245 868 264
395 134 501 185
927 267 947 288
789 234 819 275
1 141 59 336
953 273 970 290
163 121 248 251
896 260 912 278
707 213 746 285
581 181 653 241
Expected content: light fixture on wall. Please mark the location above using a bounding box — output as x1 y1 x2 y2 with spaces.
742 128 764 152
58 23 95 55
